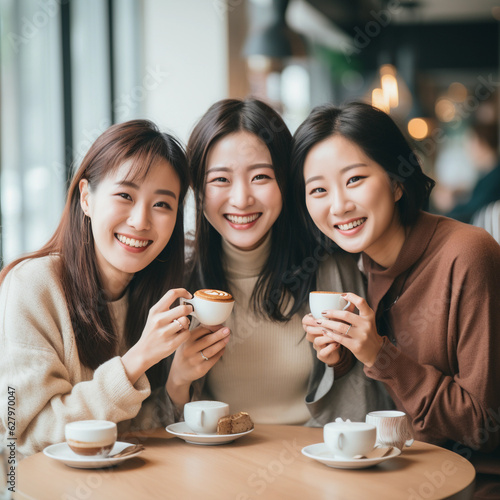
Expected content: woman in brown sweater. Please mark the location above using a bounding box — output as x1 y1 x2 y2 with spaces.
291 102 500 499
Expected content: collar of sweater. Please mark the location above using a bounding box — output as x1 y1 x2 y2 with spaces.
362 211 440 279
222 231 272 279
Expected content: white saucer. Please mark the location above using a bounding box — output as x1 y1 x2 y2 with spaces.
165 422 253 445
301 443 401 469
43 441 143 469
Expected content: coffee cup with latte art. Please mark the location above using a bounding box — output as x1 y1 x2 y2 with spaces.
181 289 234 325
65 420 117 457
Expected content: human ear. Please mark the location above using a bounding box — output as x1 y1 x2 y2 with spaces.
79 179 91 216
393 181 403 203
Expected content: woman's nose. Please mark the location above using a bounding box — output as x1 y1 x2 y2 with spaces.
229 182 254 209
128 203 151 231
329 189 354 216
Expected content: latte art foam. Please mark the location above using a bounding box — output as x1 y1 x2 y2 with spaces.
194 289 234 302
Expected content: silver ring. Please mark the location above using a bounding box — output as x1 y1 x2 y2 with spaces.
345 324 352 335
200 350 209 361
173 319 183 330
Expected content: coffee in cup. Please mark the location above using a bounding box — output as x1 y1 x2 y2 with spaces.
181 289 234 325
365 410 414 451
323 421 376 459
309 291 350 320
65 420 117 457
184 400 230 434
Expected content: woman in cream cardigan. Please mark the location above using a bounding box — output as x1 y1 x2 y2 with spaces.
0 120 218 456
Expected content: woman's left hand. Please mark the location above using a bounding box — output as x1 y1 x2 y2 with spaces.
303 313 342 365
315 293 384 368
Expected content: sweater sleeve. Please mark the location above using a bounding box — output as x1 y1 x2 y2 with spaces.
365 236 500 453
0 259 151 456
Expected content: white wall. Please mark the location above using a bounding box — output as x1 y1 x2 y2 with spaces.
141 0 229 145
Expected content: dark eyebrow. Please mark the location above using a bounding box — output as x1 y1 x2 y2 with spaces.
206 163 274 174
305 163 367 185
116 181 177 200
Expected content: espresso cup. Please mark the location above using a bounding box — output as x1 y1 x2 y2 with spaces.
323 421 376 459
184 401 230 434
365 410 414 451
65 420 117 457
181 289 234 326
309 291 350 320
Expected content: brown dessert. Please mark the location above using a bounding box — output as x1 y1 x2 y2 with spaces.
216 412 254 435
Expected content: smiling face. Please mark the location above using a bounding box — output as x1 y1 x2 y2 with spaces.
80 159 180 298
203 131 283 251
304 134 405 268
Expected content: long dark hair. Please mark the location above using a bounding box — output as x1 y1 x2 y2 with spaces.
187 98 313 321
0 119 189 387
291 101 435 234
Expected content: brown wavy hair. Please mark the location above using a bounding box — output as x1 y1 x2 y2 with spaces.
0 120 189 387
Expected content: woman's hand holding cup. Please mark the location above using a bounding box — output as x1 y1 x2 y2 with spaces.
316 292 384 368
303 291 352 366
121 288 193 385
166 324 231 408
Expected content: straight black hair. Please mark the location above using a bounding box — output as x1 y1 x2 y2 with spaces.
187 98 315 321
291 101 435 231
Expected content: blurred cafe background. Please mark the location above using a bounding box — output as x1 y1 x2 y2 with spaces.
1 0 499 266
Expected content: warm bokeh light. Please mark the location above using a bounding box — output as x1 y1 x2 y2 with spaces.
408 118 429 140
380 64 396 76
448 82 468 102
381 74 399 108
372 88 389 113
435 98 456 122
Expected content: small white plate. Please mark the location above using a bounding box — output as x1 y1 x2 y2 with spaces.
165 422 253 445
301 443 401 469
43 441 143 469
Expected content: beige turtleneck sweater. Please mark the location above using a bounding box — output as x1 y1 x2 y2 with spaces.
204 234 313 424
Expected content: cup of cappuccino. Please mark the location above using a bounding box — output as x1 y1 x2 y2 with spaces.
309 291 350 319
65 420 117 457
181 289 234 325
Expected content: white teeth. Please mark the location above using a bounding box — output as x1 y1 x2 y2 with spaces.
226 214 260 224
116 234 150 248
337 218 366 231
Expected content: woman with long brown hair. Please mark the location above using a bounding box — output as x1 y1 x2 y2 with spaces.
166 98 392 425
0 119 194 456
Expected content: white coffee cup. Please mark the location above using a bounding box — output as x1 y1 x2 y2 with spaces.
180 289 235 326
184 401 230 434
365 410 414 451
323 421 376 459
309 291 350 320
65 420 117 457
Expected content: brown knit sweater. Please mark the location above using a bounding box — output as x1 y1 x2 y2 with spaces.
364 212 500 456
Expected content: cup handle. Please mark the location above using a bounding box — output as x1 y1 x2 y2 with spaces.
342 300 351 311
405 427 415 447
193 408 203 428
337 432 345 451
180 298 197 319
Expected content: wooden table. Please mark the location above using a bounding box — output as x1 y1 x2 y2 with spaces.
15 425 475 500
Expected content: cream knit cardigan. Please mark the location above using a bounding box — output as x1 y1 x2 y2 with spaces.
0 256 170 457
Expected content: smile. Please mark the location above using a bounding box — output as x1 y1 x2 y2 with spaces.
115 234 152 248
224 213 261 225
335 218 366 231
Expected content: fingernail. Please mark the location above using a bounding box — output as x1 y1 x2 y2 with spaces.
222 328 230 335
321 311 328 316
341 293 347 297
316 320 322 325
